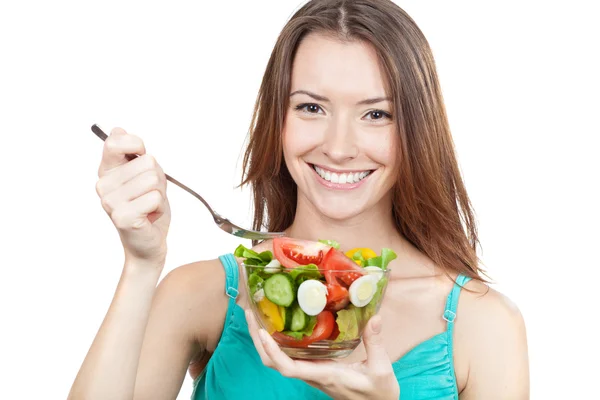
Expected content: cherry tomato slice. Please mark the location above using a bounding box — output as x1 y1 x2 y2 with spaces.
325 283 350 311
273 237 330 268
328 320 340 341
321 248 366 287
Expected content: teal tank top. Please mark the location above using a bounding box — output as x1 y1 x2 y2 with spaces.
192 254 471 400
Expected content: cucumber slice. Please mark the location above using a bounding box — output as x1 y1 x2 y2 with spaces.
290 304 309 332
280 306 293 331
264 273 296 307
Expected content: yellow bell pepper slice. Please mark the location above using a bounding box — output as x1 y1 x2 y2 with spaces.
345 248 377 266
257 298 285 333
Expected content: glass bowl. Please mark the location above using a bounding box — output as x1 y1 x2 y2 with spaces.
242 263 390 359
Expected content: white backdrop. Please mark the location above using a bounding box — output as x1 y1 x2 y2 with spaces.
1 1 598 399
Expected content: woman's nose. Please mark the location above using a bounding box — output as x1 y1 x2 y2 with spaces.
321 117 358 163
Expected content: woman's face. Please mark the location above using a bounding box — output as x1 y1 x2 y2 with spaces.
283 33 398 221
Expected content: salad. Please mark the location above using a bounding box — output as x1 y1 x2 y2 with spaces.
235 238 396 348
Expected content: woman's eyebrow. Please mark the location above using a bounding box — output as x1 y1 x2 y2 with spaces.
290 90 330 102
290 90 391 105
356 96 391 105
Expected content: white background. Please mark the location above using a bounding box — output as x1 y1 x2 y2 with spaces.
1 0 598 399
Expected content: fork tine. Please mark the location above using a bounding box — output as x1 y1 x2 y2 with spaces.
217 218 285 240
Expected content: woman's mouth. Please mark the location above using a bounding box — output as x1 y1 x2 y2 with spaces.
310 163 374 189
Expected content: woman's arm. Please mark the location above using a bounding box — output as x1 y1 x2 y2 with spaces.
457 284 530 399
133 259 227 399
68 260 164 399
68 259 227 400
69 128 227 399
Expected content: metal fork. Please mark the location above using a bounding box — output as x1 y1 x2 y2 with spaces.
91 124 285 241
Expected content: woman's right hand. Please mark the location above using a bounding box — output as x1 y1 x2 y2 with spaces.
95 127 171 267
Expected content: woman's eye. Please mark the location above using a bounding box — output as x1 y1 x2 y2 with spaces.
295 103 323 114
364 110 392 121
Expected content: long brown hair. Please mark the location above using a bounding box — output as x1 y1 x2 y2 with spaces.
241 0 484 280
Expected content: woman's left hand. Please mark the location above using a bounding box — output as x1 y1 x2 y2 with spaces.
245 310 400 400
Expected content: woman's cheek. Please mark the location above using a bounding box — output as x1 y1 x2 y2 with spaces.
283 116 323 155
363 129 398 167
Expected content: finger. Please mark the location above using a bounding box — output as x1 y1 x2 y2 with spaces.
364 315 393 373
244 310 272 366
97 154 164 197
99 128 146 176
258 329 298 378
100 169 166 214
111 190 165 231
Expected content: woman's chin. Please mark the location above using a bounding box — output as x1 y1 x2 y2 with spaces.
312 201 366 222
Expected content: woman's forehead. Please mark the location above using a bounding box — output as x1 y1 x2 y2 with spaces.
290 33 390 101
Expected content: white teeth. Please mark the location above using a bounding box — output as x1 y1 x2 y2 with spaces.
313 165 371 184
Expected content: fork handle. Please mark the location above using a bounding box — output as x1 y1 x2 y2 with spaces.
91 124 220 218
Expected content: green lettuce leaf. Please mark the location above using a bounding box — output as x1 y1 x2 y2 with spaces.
318 239 340 249
380 248 397 269
335 305 363 342
289 264 322 281
281 315 317 339
364 248 397 270
234 245 273 267
352 250 366 265
247 272 264 296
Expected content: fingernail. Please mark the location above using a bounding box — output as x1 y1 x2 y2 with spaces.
372 316 382 334
258 329 268 344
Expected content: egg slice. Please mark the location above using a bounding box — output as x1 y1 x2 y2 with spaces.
264 259 282 273
297 279 328 316
349 275 378 307
253 288 265 302
363 266 384 282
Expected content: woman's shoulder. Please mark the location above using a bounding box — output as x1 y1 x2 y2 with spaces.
156 258 231 352
457 278 525 330
454 277 528 393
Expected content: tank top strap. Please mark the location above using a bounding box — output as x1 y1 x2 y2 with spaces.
442 274 471 328
218 253 239 317
442 274 472 396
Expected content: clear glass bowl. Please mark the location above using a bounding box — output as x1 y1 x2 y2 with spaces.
242 263 390 359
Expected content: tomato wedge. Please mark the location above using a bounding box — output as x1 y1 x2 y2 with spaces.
328 321 340 341
325 283 350 311
272 310 335 348
273 237 331 268
321 247 366 287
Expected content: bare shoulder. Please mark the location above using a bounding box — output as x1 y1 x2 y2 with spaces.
155 258 229 351
455 279 530 399
458 279 525 329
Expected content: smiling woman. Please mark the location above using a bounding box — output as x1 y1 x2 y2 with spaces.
68 1 529 400
242 3 482 283
282 35 398 219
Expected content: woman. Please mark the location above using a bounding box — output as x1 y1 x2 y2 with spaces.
69 0 529 399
